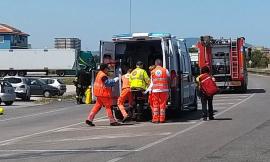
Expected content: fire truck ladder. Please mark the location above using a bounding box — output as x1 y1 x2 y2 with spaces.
231 39 239 79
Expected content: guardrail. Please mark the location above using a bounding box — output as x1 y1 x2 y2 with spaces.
248 68 270 76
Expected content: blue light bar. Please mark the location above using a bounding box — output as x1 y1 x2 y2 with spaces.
112 33 132 39
112 32 171 40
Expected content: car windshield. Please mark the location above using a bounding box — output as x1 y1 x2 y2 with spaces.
4 78 22 84
38 79 46 85
57 79 64 84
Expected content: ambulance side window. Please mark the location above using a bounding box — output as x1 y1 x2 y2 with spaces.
172 40 180 72
163 40 170 69
179 42 191 74
178 41 185 73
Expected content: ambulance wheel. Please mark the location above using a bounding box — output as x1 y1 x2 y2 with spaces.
4 101 13 106
142 108 152 121
114 108 123 120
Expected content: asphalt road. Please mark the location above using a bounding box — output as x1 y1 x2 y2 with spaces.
0 74 269 162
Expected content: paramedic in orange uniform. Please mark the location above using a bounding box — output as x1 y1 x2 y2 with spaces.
150 59 170 123
85 63 120 126
117 69 133 122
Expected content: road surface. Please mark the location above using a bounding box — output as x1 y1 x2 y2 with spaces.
0 74 269 162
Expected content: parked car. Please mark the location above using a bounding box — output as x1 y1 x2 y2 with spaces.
0 79 16 105
3 76 31 101
27 78 60 98
40 78 66 96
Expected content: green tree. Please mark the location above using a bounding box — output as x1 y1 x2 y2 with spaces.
250 50 270 68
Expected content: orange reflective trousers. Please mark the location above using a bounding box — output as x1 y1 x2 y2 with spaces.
117 88 133 118
87 97 116 123
152 92 168 123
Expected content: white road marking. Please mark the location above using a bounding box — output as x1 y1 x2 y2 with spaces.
214 94 255 116
0 116 107 146
213 103 235 105
40 132 171 143
107 157 124 162
108 93 255 162
216 94 251 97
214 96 250 99
212 99 243 102
0 149 136 153
56 121 197 132
0 105 82 122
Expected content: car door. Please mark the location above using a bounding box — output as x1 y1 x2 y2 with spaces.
178 40 190 104
183 42 196 104
168 38 181 108
91 41 119 104
29 79 43 95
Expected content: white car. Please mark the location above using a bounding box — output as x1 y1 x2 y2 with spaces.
0 80 16 105
3 76 31 101
40 78 66 96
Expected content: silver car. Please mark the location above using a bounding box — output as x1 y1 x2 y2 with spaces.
40 78 66 96
0 80 16 105
3 76 31 101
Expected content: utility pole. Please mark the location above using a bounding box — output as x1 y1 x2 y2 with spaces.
129 0 132 33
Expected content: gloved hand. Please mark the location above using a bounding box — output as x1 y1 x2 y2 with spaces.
113 77 119 82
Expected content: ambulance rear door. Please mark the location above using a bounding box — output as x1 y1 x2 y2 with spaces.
91 41 119 104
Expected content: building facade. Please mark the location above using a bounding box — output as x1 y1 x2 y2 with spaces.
0 24 29 49
54 38 81 52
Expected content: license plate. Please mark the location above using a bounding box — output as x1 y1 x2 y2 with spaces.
230 81 241 86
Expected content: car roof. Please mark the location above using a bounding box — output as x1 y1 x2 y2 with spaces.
4 76 26 79
40 78 55 80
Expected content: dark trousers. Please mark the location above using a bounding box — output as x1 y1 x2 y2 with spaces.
200 94 214 118
76 86 86 104
131 89 145 120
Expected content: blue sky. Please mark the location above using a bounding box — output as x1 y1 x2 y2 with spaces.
1 0 269 50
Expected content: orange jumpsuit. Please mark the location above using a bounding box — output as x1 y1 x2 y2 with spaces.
117 74 133 118
87 71 116 124
151 66 169 123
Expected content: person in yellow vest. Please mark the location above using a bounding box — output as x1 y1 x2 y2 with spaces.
117 69 133 123
150 59 170 123
86 63 120 126
129 61 150 121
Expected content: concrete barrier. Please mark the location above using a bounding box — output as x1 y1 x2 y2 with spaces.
248 68 270 76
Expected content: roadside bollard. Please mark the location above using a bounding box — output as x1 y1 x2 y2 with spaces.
85 86 92 104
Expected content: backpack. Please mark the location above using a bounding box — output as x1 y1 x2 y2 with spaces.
199 73 219 97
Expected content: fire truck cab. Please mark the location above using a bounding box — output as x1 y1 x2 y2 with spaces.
197 36 248 92
94 33 197 120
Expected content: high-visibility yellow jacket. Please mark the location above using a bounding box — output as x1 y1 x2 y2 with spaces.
129 67 150 90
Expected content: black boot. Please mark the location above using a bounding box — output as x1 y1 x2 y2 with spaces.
85 120 95 126
110 122 121 126
122 116 131 123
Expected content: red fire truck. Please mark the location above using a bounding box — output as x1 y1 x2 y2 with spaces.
197 36 248 92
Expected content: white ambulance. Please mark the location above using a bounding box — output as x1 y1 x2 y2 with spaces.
95 33 197 119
